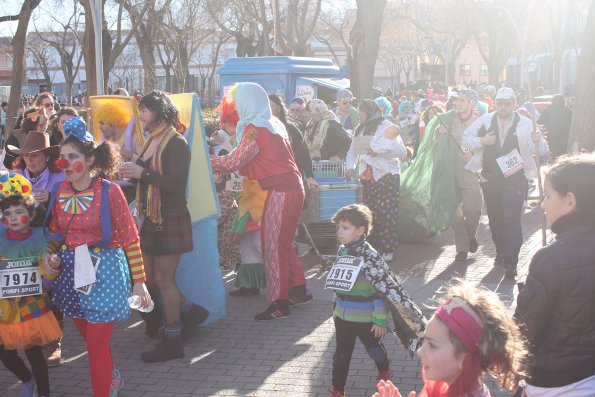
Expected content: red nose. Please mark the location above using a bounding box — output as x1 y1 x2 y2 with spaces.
55 158 69 170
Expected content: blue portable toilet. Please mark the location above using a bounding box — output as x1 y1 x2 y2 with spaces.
216 56 350 106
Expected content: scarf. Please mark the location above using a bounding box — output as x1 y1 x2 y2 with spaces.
136 125 178 225
304 111 337 159
23 166 50 191
340 238 427 355
234 83 288 142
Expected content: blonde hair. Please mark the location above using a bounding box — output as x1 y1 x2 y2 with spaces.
439 280 528 393
94 103 129 127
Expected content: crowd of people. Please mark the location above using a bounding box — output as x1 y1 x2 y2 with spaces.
0 82 592 397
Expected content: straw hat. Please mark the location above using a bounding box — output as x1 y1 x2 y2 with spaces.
6 131 59 157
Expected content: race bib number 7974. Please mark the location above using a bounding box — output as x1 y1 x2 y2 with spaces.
0 256 42 298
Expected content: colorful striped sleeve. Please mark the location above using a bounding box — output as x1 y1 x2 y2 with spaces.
372 298 389 328
124 242 146 283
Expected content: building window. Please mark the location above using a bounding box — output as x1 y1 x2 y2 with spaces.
459 64 471 77
480 64 488 76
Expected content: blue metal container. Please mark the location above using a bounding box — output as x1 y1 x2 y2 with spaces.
217 56 350 105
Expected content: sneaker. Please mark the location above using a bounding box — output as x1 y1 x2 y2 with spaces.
328 386 345 397
43 344 62 367
455 252 468 261
20 378 36 397
288 292 313 307
254 301 291 321
377 370 393 382
181 304 209 340
141 336 185 363
469 238 479 253
229 287 259 297
110 368 124 397
381 253 394 262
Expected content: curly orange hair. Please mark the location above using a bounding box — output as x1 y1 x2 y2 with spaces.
94 102 129 127
220 95 239 127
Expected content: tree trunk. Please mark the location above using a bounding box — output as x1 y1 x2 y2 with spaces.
488 58 502 86
348 0 387 99
447 59 456 85
102 24 112 92
138 39 157 92
81 0 97 98
5 0 42 138
66 79 74 108
568 1 595 152
165 68 172 92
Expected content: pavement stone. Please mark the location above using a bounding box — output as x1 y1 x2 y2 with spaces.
0 206 550 396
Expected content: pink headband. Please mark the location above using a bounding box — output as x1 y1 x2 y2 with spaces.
435 297 483 353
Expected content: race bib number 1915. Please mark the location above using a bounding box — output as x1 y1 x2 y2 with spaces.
325 256 364 291
0 256 42 298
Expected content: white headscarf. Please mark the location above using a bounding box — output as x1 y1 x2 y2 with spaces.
234 82 288 142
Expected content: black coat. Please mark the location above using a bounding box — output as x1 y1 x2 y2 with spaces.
537 105 572 158
316 119 352 161
286 122 314 179
515 211 595 388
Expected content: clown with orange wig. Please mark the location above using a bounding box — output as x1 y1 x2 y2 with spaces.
217 94 267 296
94 102 143 161
211 83 311 320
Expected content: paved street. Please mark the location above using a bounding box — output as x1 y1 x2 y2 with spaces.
0 206 549 397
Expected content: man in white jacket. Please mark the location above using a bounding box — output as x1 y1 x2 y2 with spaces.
462 87 547 278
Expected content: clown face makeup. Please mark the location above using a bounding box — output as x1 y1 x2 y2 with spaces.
3 204 33 234
60 143 93 186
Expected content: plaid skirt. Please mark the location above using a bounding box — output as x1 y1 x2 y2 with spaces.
140 210 194 256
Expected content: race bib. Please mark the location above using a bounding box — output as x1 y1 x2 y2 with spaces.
325 256 364 291
225 173 244 192
0 256 42 298
496 149 525 178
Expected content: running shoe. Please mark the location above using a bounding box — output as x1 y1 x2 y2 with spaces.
254 301 291 321
110 368 124 397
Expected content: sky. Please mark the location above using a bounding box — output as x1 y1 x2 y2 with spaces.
0 0 119 37
2 0 357 37
0 0 22 37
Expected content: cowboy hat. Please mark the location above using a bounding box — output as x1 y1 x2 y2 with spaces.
6 131 60 157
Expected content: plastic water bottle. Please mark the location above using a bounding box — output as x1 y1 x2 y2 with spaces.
127 295 154 313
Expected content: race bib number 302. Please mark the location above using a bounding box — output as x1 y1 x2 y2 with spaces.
496 149 525 178
325 256 364 291
0 256 42 298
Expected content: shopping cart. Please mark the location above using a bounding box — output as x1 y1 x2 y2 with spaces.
301 161 363 271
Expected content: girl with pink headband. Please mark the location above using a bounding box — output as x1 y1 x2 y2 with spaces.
374 280 528 397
